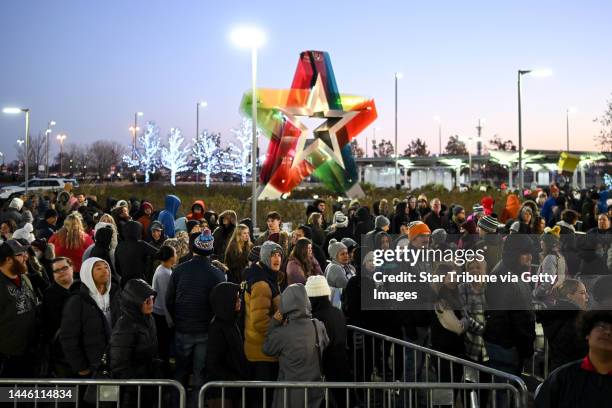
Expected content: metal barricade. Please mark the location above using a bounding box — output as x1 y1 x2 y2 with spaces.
348 325 529 408
198 381 523 408
0 378 186 407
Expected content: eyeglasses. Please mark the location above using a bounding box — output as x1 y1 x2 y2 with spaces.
53 265 71 274
594 322 612 333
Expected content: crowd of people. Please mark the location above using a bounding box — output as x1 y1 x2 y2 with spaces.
0 183 611 407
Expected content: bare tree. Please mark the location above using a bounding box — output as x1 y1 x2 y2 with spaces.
88 140 126 177
54 143 89 175
594 94 612 152
14 132 47 175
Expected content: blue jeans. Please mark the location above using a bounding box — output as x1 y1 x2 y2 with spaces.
174 332 208 390
485 342 521 408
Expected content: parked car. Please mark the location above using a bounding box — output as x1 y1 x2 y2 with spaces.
0 178 79 200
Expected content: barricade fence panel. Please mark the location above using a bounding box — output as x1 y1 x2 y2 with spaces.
347 325 529 407
0 378 185 408
198 381 523 408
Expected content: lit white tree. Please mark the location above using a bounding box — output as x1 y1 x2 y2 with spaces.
122 121 161 183
191 130 225 187
161 127 190 186
229 118 254 185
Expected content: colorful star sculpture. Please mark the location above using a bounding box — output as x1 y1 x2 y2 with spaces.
240 50 377 199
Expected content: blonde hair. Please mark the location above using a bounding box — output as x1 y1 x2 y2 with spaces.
226 224 251 256
98 213 116 227
308 212 323 227
57 212 86 250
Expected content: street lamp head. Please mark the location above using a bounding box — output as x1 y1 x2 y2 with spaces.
231 26 266 49
567 107 577 114
3 107 25 114
199 101 208 108
526 68 553 77
136 112 144 116
17 139 24 145
395 72 403 79
49 121 56 126
433 115 441 122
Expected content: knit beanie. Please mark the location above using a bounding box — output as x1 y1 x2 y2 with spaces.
472 204 485 216
478 215 501 233
192 228 214 256
305 275 331 298
341 237 358 252
431 228 447 245
375 215 390 230
248 245 261 263
328 239 347 260
408 221 431 241
260 241 283 268
333 211 348 228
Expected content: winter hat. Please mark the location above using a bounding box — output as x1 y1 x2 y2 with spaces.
260 241 283 268
305 275 331 298
478 215 501 233
328 239 347 260
452 205 465 216
9 197 24 211
341 237 358 252
408 221 431 241
12 223 35 243
375 215 390 230
349 199 360 209
248 245 261 263
472 204 485 216
192 228 214 256
333 211 348 228
502 233 533 257
141 202 153 212
480 196 495 216
541 227 561 248
113 199 129 210
431 228 447 245
174 217 188 233
150 221 164 231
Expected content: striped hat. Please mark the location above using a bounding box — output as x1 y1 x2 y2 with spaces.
193 228 214 256
477 215 502 233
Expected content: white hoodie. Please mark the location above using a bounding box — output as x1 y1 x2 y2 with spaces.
80 257 112 327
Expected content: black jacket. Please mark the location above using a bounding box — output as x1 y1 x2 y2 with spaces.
59 282 120 373
535 359 612 408
115 221 157 285
205 282 248 383
110 279 159 379
42 282 71 343
35 219 56 241
537 300 587 371
391 202 408 234
423 211 446 232
0 273 38 357
310 296 349 381
324 226 355 257
165 255 226 334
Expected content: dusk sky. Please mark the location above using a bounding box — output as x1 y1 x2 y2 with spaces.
2 0 612 162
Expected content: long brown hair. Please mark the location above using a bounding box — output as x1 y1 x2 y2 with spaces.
289 237 314 276
225 224 252 257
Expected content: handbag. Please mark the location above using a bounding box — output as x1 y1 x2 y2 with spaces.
312 319 326 381
83 347 119 404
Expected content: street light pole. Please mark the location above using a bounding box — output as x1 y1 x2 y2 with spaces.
132 112 143 158
57 134 66 175
45 120 56 177
250 45 258 229
394 72 402 189
565 107 576 151
434 116 442 155
3 107 30 193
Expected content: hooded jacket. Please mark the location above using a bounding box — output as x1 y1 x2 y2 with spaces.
263 284 329 408
165 255 226 334
110 279 159 379
114 221 158 285
60 257 120 373
213 210 237 262
157 195 181 238
89 226 118 285
186 200 206 221
309 295 348 382
205 282 248 383
500 194 521 224
243 261 281 362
